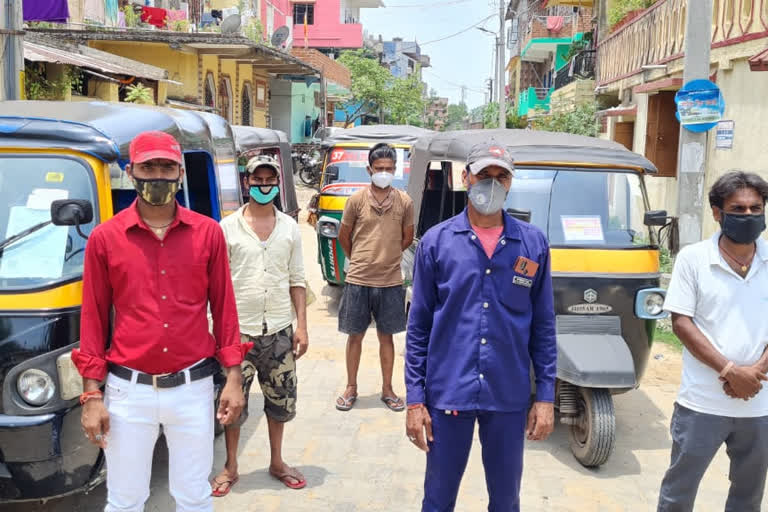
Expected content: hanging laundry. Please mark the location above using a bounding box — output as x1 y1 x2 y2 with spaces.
104 0 119 26
167 10 187 22
546 16 565 33
84 0 106 24
141 6 169 28
24 0 69 22
118 10 126 27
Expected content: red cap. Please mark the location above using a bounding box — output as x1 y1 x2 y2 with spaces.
129 131 183 164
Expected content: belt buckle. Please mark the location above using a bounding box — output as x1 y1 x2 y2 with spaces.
152 372 172 391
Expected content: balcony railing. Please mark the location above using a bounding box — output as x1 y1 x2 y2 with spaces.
597 0 768 86
554 49 595 91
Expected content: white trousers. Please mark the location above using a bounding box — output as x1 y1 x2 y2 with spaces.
103 370 214 512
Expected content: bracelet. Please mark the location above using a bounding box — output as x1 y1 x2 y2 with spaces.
407 403 424 410
79 390 103 405
719 361 735 379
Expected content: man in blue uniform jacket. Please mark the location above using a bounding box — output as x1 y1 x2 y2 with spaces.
405 142 557 512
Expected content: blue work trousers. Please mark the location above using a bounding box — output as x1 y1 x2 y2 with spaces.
422 407 527 512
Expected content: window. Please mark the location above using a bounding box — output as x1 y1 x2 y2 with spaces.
219 75 233 122
255 79 267 108
241 83 253 125
293 3 314 24
204 72 216 109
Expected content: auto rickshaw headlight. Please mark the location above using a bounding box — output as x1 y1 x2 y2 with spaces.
17 369 56 406
635 288 669 319
317 216 340 239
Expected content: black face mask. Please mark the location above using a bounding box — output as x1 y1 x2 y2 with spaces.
719 211 766 245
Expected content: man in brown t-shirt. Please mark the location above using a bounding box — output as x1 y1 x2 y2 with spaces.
335 142 414 412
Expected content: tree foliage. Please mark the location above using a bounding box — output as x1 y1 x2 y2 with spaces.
446 102 468 130
532 102 598 137
482 101 528 129
338 49 425 127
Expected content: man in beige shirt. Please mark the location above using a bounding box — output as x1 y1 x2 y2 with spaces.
211 155 309 495
336 143 415 412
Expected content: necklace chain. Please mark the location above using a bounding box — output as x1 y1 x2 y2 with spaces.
719 239 755 272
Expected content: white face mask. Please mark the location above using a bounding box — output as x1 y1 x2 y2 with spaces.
371 171 394 189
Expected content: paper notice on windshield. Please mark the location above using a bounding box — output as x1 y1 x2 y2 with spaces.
0 207 68 279
26 188 69 210
561 215 605 243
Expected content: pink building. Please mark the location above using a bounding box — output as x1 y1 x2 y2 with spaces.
258 0 382 54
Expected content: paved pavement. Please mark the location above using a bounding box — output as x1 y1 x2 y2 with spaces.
8 185 767 511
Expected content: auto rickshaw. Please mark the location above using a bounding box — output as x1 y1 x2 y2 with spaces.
404 129 669 467
232 125 299 220
314 124 431 285
0 101 242 502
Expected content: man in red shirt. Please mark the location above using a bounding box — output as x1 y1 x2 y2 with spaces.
72 131 249 512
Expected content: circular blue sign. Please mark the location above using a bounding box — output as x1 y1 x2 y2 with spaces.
674 79 725 133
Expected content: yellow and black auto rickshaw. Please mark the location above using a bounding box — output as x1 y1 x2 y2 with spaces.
0 101 243 502
404 129 669 467
313 124 431 285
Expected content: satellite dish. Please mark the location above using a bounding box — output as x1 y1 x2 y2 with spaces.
271 26 290 47
220 14 242 34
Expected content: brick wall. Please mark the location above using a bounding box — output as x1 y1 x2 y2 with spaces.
290 48 351 89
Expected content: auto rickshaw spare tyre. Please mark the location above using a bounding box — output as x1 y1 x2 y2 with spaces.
566 386 615 467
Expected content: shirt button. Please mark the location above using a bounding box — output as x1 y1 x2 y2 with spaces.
163 347 168 353
479 373 485 380
483 302 489 309
163 323 169 328
160 270 166 275
471 235 477 240
501 240 506 245
444 410 451 415
481 338 487 344
161 295 166 300
485 269 491 275
160 243 164 247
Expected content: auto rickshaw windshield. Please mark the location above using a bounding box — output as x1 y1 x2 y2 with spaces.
323 148 411 190
0 156 97 290
505 168 651 248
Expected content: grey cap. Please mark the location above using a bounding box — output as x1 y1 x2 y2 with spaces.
466 142 515 175
245 154 280 175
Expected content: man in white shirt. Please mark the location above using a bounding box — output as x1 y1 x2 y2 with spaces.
211 155 309 495
658 171 768 512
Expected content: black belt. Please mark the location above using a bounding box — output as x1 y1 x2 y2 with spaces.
108 358 218 389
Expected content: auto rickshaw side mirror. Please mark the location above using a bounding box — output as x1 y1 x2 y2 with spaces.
51 199 94 240
506 208 531 223
643 210 669 226
325 164 339 181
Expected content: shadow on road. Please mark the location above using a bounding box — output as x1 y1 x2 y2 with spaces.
231 464 330 493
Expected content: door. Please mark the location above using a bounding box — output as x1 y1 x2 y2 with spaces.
614 121 634 150
645 91 679 177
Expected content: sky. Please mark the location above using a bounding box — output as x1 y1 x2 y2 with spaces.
360 0 506 109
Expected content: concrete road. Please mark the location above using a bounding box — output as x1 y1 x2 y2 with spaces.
7 184 765 511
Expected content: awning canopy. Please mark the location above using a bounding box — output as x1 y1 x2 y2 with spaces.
749 47 768 71
26 29 321 81
24 41 170 82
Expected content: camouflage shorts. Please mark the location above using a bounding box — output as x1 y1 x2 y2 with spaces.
232 326 297 426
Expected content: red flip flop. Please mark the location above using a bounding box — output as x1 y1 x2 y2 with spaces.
270 466 307 489
211 475 239 497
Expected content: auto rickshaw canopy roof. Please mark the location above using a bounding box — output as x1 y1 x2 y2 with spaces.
0 101 222 164
322 124 432 148
231 125 290 150
410 129 658 175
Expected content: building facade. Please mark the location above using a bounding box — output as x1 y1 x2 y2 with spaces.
596 0 768 239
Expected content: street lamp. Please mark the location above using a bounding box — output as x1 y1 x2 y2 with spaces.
476 27 498 104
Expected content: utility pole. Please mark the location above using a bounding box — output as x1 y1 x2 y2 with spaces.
1 0 24 100
460 85 467 105
675 0 713 249
498 0 506 129
487 78 494 105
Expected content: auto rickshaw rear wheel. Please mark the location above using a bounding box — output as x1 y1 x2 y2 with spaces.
568 387 615 467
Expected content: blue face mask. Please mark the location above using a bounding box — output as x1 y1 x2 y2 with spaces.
249 184 279 205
